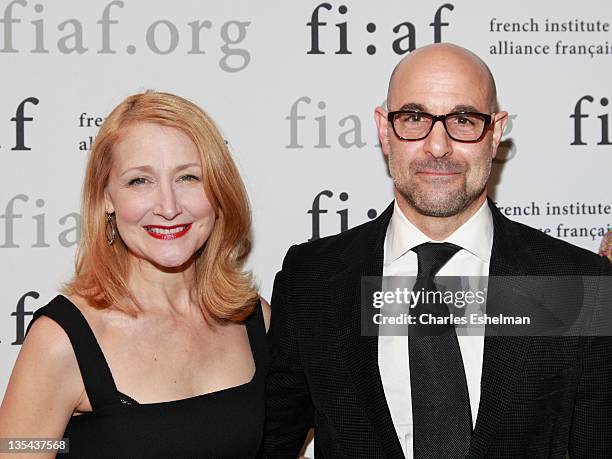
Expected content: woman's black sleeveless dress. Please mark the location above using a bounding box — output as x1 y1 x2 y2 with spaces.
27 295 268 458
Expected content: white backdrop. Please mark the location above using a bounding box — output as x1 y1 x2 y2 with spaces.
1 0 611 417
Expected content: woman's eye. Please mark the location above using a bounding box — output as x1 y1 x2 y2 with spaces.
180 174 200 182
128 177 147 186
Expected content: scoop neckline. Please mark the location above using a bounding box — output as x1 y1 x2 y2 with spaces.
69 369 260 419
115 365 259 407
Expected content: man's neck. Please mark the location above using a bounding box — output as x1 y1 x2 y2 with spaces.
395 193 488 241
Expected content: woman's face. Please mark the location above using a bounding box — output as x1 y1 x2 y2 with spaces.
104 122 216 270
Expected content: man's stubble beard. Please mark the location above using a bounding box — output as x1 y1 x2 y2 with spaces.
388 149 492 218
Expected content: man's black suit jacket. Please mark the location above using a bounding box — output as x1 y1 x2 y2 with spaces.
264 200 611 458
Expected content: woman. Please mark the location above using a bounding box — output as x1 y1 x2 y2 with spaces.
0 91 270 457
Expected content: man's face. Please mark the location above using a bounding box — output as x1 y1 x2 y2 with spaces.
375 51 507 218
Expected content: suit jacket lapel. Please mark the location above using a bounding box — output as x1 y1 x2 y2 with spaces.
332 203 405 458
468 199 533 457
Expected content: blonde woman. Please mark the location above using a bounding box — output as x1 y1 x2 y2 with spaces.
0 92 269 457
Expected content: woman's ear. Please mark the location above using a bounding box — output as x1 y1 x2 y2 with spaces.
104 187 114 214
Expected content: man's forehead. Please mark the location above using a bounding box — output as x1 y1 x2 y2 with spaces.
389 74 490 113
387 45 494 111
388 69 491 110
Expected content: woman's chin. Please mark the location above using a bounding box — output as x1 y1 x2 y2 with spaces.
132 253 196 273
155 257 195 272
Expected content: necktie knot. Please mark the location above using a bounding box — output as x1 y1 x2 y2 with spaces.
412 242 461 279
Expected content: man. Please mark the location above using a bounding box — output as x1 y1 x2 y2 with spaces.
264 43 611 458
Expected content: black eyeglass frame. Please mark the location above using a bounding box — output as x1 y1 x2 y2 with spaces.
387 110 494 143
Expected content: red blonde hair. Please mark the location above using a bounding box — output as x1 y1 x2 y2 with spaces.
63 91 257 322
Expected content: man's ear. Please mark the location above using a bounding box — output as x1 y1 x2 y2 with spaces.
374 106 391 158
490 111 508 158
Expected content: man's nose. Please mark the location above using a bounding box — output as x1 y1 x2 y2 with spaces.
422 119 452 158
154 183 181 220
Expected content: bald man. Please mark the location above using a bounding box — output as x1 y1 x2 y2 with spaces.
264 44 611 458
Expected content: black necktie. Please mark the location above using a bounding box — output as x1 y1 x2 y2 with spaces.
408 242 472 458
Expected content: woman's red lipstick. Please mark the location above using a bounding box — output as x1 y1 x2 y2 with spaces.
143 223 192 240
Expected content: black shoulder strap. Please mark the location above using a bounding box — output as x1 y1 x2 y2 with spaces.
26 295 121 411
245 298 269 372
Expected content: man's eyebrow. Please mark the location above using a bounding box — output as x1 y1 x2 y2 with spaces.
398 103 426 112
395 103 485 114
451 104 482 113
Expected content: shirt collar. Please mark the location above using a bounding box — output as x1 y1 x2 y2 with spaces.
385 199 493 264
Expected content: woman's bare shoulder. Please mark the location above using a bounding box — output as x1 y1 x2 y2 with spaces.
0 311 84 436
25 309 77 370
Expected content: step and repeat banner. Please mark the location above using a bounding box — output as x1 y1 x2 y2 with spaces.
1 0 610 401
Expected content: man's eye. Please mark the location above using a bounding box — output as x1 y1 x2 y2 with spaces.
128 177 147 186
406 113 424 123
454 116 475 126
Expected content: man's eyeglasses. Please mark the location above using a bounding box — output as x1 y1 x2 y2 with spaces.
387 110 493 143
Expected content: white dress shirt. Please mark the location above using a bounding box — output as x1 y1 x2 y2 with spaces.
379 199 494 458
